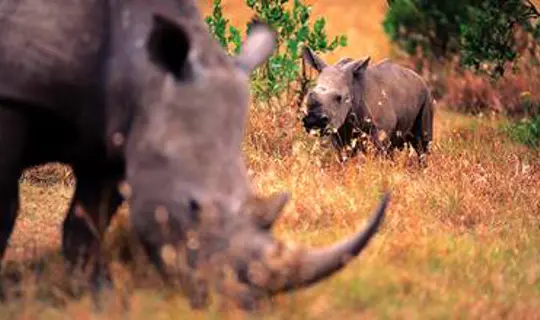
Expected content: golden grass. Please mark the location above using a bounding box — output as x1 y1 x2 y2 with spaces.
3 104 540 319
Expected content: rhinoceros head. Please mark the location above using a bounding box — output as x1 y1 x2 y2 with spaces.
302 46 371 135
124 10 388 309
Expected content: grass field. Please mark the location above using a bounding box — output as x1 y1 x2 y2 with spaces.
3 106 540 319
1 0 540 319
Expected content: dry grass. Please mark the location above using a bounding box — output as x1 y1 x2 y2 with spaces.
3 105 540 319
2 1 540 319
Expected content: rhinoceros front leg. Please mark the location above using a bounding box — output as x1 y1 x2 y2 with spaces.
365 126 391 158
0 107 27 299
0 182 20 262
61 168 123 291
0 107 26 259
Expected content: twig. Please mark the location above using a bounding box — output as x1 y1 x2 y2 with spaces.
525 0 539 17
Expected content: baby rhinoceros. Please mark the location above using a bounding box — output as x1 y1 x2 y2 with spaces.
301 46 434 162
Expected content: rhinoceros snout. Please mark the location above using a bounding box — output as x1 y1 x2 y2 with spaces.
302 113 329 132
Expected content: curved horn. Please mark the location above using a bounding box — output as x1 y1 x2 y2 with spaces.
267 192 390 293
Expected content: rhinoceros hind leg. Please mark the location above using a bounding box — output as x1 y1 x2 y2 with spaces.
411 95 434 160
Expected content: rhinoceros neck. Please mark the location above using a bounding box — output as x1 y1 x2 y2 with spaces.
350 75 375 124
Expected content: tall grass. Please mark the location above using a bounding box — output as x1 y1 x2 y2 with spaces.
5 105 540 319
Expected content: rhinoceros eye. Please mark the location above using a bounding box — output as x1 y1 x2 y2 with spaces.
334 94 343 103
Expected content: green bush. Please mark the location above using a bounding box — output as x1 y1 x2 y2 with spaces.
505 116 540 148
383 0 539 77
205 0 348 106
383 0 473 60
503 97 540 148
204 0 243 54
461 0 540 77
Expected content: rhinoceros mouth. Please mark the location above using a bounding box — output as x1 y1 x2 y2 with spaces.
138 191 389 307
302 113 333 136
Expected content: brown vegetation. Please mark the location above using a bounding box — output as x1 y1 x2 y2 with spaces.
411 27 540 117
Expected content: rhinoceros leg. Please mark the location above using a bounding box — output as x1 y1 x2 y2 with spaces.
61 167 123 289
410 97 433 166
0 107 26 261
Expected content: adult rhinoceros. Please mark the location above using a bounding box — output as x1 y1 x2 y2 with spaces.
0 0 389 308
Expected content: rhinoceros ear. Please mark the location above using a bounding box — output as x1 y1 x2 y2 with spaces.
303 46 327 73
147 14 191 79
348 56 371 78
234 21 277 74
245 192 290 230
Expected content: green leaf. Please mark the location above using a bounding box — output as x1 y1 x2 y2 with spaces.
204 0 348 104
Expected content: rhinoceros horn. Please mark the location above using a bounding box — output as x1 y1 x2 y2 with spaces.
260 192 389 293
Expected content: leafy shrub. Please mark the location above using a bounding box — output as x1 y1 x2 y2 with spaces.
461 0 540 77
383 0 539 76
383 0 472 60
204 0 243 54
504 115 540 148
205 0 348 107
444 31 540 117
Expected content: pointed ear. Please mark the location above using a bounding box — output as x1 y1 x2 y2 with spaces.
347 56 371 78
234 21 277 74
303 46 327 73
245 192 290 230
147 14 191 79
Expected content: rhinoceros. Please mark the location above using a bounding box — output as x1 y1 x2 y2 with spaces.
301 46 434 161
0 0 389 308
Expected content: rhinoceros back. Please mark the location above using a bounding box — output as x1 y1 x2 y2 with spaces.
0 0 108 114
362 60 428 134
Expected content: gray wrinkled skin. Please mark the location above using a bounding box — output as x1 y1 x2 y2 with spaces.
302 46 434 160
0 0 389 308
